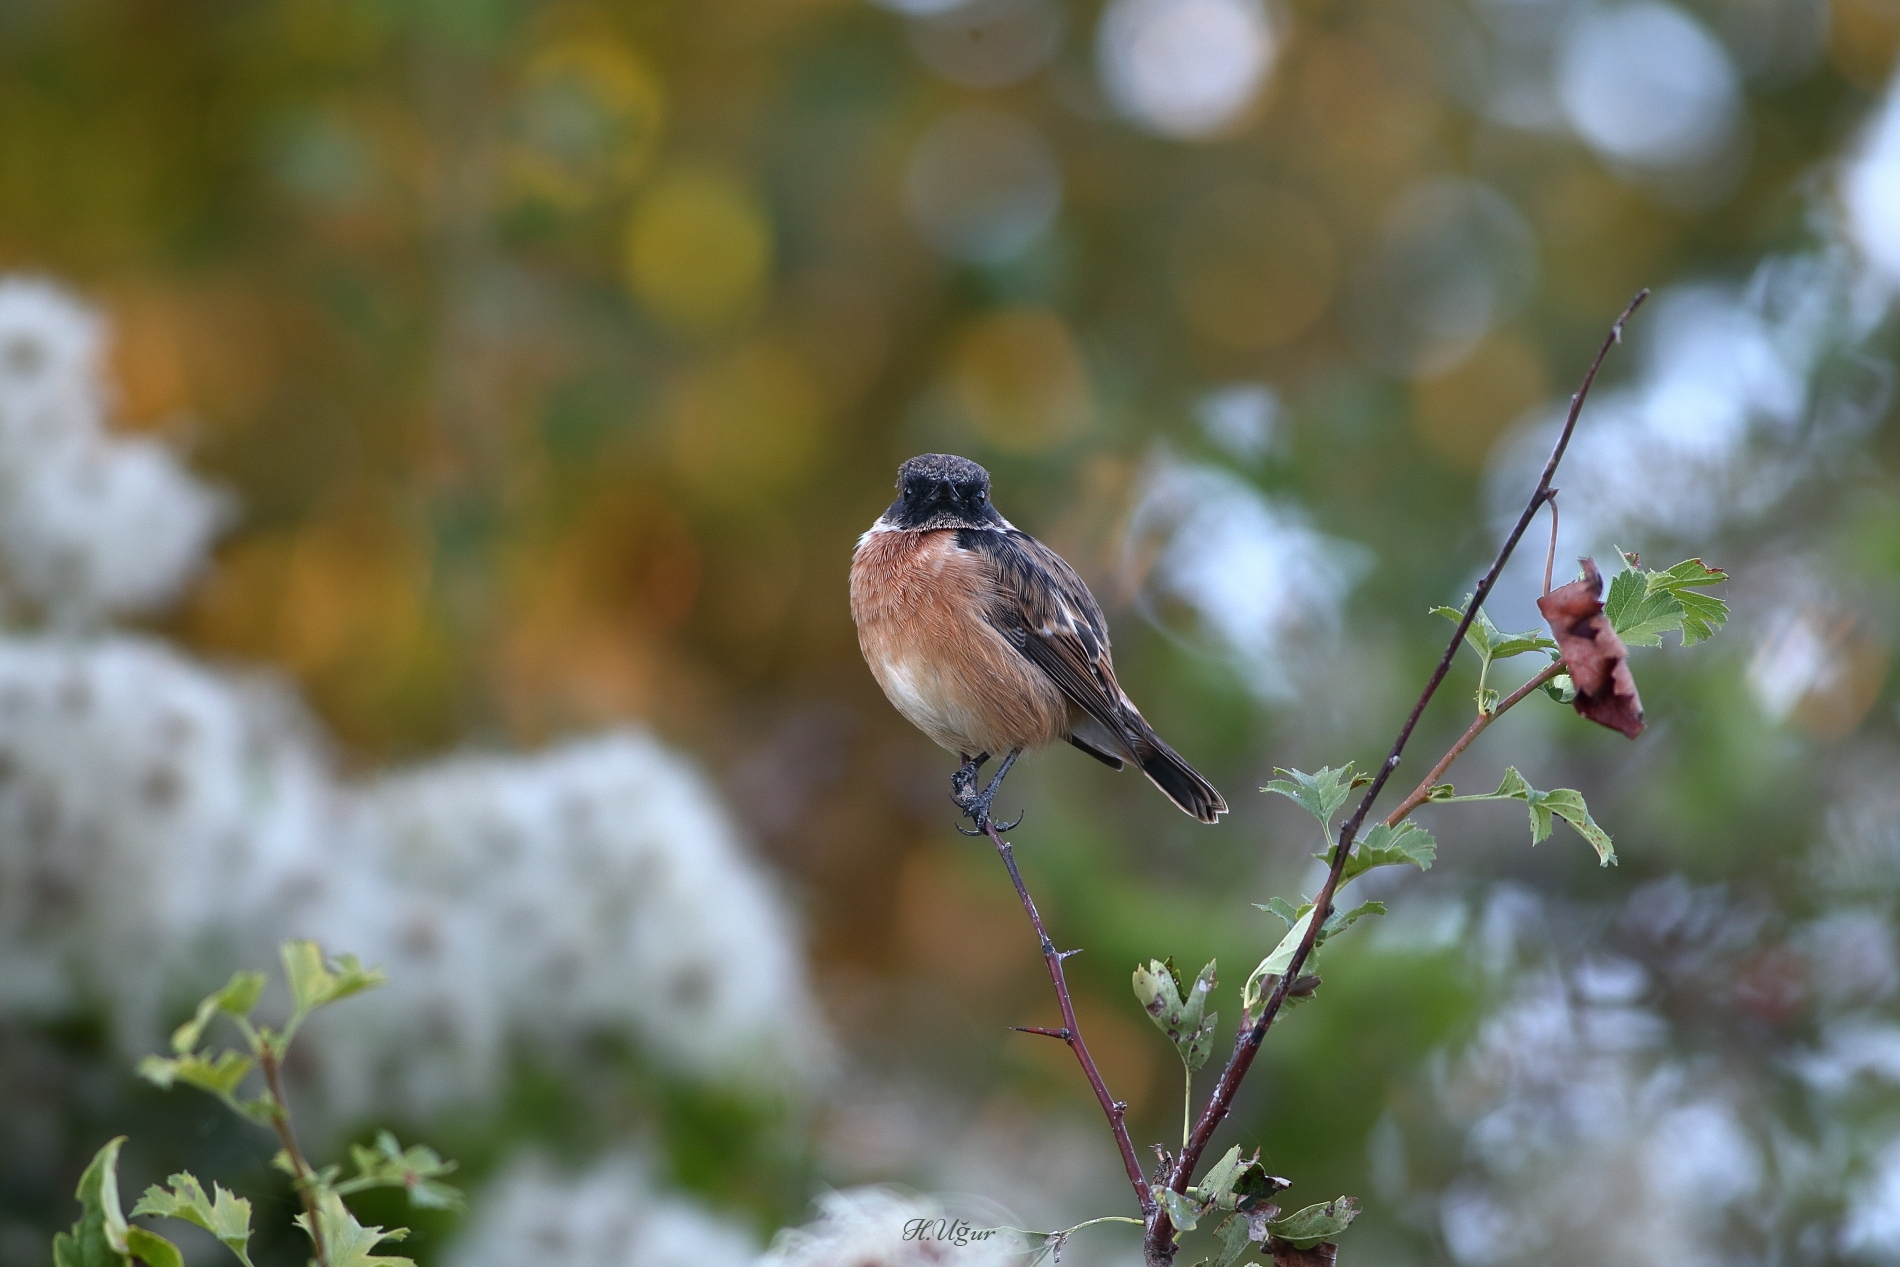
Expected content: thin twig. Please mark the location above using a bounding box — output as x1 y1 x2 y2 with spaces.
985 816 1154 1215
1381 660 1565 828
1150 290 1647 1260
259 1044 329 1267
1543 491 1561 596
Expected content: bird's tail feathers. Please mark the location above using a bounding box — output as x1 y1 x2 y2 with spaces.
1127 719 1226 824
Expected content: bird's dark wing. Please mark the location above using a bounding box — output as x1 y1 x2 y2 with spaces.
956 527 1136 755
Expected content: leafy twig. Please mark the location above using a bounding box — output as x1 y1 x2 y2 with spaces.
1151 290 1648 1262
1380 661 1566 829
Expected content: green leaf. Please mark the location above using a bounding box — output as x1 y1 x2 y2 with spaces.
335 1132 464 1211
1132 958 1219 1071
296 1193 414 1267
1446 767 1616 866
125 1227 185 1267
1334 821 1437 883
1263 765 1357 836
1646 558 1729 645
54 1138 128 1267
1156 1187 1203 1233
1257 896 1302 928
1603 565 1680 647
169 971 265 1056
133 1173 255 1266
1601 554 1731 648
282 942 386 1019
1243 897 1384 1011
52 1138 186 1267
1190 1146 1246 1208
1268 1197 1360 1250
1210 1214 1260 1267
138 1051 253 1100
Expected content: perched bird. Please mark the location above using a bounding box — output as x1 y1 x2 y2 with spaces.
850 453 1226 826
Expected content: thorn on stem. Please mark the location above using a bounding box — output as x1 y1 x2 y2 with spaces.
1058 947 1084 961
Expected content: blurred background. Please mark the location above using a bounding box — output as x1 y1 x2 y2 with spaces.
2 0 1899 1263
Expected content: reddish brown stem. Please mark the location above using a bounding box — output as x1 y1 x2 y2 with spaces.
1380 661 1565 828
259 1044 329 1267
985 816 1155 1217
1146 290 1647 1263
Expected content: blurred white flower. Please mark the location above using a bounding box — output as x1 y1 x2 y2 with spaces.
0 434 228 625
1124 455 1369 701
446 1152 757 1267
0 278 107 454
1845 68 1900 290
0 636 337 1036
1557 3 1743 175
1096 0 1276 139
1436 968 1762 1267
0 277 227 625
760 1187 1028 1266
297 733 827 1119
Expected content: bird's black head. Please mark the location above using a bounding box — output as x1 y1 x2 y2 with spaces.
884 453 1006 531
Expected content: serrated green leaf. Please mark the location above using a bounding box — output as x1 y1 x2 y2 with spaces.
1603 565 1682 647
335 1132 463 1211
1335 821 1437 882
1435 598 1557 662
1324 900 1386 934
1269 1197 1360 1250
138 1051 254 1099
1133 958 1219 1071
282 941 386 1020
296 1193 414 1267
1263 765 1357 836
1646 558 1729 645
1156 1187 1203 1233
133 1173 255 1266
1446 767 1616 866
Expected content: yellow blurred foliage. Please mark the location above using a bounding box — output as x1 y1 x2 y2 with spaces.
667 335 828 500
951 307 1093 452
506 38 666 209
1411 331 1549 468
626 166 772 334
1171 183 1336 350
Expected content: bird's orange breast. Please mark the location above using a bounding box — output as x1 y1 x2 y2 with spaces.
849 527 1068 756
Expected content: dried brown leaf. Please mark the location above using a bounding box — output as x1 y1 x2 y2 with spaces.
1268 1236 1337 1267
1537 558 1644 738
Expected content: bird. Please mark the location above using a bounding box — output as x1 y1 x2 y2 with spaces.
849 453 1227 828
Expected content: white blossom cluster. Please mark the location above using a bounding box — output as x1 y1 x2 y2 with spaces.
1424 882 1900 1266
759 1187 1029 1267
0 279 226 626
0 276 825 1126
445 1152 758 1267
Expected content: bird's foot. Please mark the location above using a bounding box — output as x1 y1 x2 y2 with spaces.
953 749 1023 836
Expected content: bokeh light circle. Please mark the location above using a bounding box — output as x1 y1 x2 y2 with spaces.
1557 3 1742 171
903 109 1061 265
1096 0 1277 139
1345 178 1537 378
